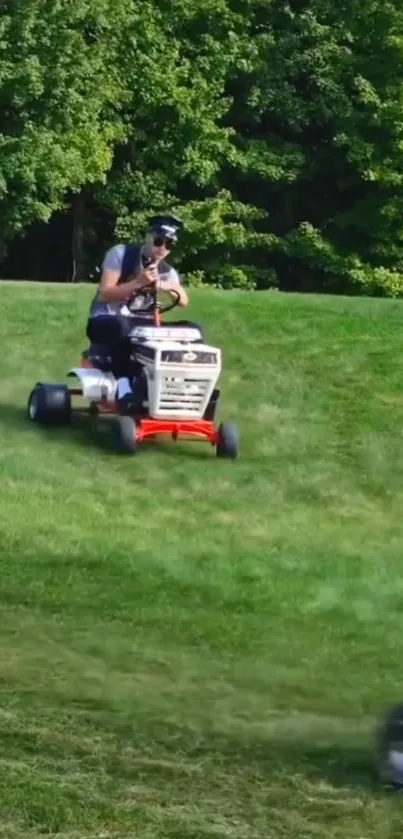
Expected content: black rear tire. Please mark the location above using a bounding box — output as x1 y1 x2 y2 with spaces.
116 416 138 454
216 422 239 459
28 383 71 426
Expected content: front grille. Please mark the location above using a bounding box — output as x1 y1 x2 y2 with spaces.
158 377 209 412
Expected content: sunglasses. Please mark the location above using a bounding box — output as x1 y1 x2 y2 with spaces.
153 235 176 250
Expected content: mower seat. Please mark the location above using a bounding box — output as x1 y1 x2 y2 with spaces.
82 344 113 371
82 344 143 377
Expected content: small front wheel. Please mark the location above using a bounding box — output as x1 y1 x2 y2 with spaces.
216 422 239 459
89 402 100 417
28 383 71 426
377 703 403 788
116 416 138 454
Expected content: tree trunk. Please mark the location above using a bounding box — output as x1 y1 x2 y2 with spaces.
71 191 85 282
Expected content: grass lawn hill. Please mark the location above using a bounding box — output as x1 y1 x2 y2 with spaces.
1 281 403 837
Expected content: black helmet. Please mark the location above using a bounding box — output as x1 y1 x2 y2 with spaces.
146 213 184 244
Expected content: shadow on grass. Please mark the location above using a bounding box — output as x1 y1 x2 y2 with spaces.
209 729 379 793
103 718 380 794
0 400 218 461
0 400 116 454
0 688 380 794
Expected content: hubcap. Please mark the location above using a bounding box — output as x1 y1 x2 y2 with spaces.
29 392 38 419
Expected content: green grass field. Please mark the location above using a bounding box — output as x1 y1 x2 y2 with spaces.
1 281 403 837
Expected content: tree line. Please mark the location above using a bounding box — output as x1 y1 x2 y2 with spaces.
1 0 403 295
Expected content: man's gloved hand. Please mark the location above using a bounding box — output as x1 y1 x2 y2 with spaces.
137 263 158 287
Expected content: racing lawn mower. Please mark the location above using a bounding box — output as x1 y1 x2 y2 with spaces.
27 285 239 457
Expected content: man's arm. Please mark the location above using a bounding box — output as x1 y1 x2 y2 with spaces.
98 245 156 303
158 268 189 307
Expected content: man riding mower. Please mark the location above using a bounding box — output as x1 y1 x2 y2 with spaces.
86 214 201 413
27 213 239 458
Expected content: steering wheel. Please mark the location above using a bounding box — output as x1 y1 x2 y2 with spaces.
127 284 180 315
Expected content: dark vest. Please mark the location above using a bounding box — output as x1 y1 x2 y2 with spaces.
89 243 173 319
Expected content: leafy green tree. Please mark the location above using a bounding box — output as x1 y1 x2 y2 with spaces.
225 0 403 294
98 0 258 282
0 0 131 247
2 0 403 295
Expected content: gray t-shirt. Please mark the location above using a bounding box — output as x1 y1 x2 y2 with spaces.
89 243 181 319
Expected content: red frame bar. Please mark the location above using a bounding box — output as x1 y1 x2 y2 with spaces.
135 418 217 443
